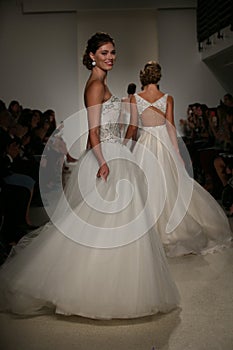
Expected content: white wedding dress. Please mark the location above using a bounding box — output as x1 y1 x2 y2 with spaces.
0 96 180 319
133 93 232 257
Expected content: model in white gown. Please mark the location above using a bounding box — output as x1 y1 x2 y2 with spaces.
0 94 180 319
131 92 232 257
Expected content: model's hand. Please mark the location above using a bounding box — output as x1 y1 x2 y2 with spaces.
97 163 109 181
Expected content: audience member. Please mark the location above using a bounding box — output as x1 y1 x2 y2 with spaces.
0 100 6 113
213 107 233 190
0 99 77 262
8 100 21 121
222 93 233 109
43 109 57 140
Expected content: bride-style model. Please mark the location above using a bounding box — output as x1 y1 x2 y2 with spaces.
0 34 180 319
124 61 232 257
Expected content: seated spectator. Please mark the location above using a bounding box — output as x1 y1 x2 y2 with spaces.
0 109 18 158
180 103 212 146
18 108 41 132
1 137 36 222
43 109 57 140
0 135 40 263
31 109 42 129
210 106 233 152
29 116 51 156
0 99 6 113
0 181 32 262
8 100 21 121
181 103 213 184
222 93 233 109
213 107 233 196
222 175 233 216
179 104 194 141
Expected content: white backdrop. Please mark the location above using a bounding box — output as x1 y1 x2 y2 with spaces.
76 10 159 110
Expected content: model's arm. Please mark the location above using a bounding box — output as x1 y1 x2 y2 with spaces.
166 95 184 164
85 81 109 181
123 95 138 145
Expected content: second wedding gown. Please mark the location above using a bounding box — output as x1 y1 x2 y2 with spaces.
133 93 232 257
0 96 180 319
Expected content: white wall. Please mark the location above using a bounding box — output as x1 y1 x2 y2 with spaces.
157 9 226 131
0 0 78 122
76 10 159 110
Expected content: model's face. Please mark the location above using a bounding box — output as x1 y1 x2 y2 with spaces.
91 42 116 71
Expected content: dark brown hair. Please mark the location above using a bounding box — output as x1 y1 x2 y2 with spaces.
140 61 162 87
83 32 115 70
127 83 136 95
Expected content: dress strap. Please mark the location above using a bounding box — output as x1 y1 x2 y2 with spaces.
135 94 168 115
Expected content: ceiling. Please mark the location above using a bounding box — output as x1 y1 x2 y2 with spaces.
22 0 197 12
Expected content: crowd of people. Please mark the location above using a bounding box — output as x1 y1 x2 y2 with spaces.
0 99 70 262
179 93 233 209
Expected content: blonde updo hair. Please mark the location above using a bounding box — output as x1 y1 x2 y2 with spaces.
83 32 115 70
140 61 162 87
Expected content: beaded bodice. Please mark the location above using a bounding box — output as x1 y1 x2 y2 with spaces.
135 93 168 115
99 95 121 143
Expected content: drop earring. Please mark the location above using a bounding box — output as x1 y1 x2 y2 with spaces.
92 60 96 67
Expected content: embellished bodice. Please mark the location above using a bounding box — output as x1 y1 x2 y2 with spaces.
134 93 168 128
99 95 121 143
135 93 168 115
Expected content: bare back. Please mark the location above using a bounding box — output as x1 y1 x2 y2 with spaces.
134 93 168 127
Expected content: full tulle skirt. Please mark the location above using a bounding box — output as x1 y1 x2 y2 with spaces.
133 125 232 257
0 141 180 319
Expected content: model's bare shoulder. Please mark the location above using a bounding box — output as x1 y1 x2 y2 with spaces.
85 79 105 106
167 94 174 105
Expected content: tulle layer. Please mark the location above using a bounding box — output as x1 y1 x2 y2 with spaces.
133 125 232 257
0 141 180 318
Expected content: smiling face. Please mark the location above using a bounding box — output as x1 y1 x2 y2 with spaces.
90 42 116 72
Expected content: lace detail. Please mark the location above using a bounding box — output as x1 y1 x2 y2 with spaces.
135 94 168 115
100 122 121 143
100 96 121 142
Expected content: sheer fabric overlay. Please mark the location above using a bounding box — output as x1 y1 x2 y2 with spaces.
0 96 180 319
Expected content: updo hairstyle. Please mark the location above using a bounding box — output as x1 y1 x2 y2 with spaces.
83 32 115 70
140 61 162 87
